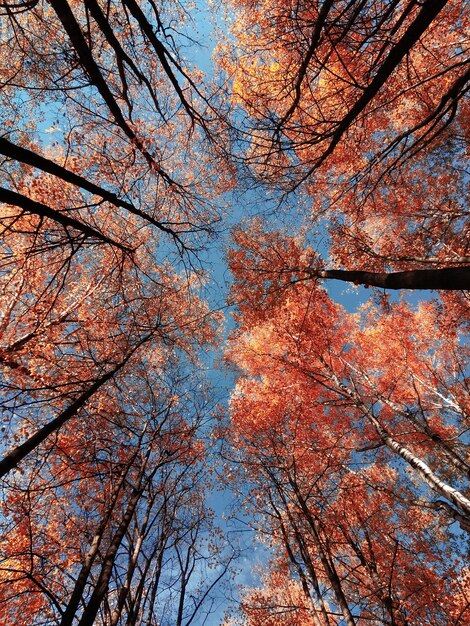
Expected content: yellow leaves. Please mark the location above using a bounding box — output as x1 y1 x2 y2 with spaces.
232 77 244 103
269 61 280 74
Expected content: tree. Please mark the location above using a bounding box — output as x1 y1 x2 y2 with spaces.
220 1 470 614
219 0 469 288
224 259 469 623
0 1 232 623
0 0 232 472
0 0 230 254
0 360 232 625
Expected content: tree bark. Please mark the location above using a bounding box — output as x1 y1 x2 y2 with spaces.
270 486 332 626
314 266 470 290
59 457 140 626
48 0 178 188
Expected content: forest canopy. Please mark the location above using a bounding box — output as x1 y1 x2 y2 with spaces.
0 1 468 625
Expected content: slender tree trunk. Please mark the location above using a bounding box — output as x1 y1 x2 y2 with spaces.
268 476 333 625
269 495 324 626
339 523 397 625
404 412 470 477
0 138 131 210
321 360 470 523
366 410 470 518
129 535 167 626
307 0 449 173
60 460 138 626
0 137 182 241
428 500 470 533
285 475 357 626
48 0 179 190
0 186 130 252
301 506 356 626
359 380 470 478
273 490 332 626
108 532 145 626
108 489 158 626
0 368 120 478
136 543 166 626
76 482 146 626
175 546 190 626
77 442 165 626
0 338 148 478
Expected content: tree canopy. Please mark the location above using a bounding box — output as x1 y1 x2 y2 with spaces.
0 1 468 624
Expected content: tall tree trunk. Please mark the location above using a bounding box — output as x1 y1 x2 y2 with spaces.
60 456 140 626
76 481 146 626
108 488 159 626
313 266 470 290
0 338 148 478
0 186 130 251
321 360 470 523
0 137 183 242
271 487 332 626
366 410 470 518
305 0 449 174
269 494 325 626
285 474 357 626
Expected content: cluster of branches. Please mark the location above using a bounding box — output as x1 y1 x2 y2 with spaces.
223 0 469 290
1 368 234 625
0 0 225 261
0 1 231 623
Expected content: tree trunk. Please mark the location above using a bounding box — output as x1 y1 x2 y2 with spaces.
0 186 130 252
367 411 470 519
76 482 146 626
0 138 182 242
314 267 470 290
60 460 138 626
306 0 449 173
287 476 357 626
0 338 148 478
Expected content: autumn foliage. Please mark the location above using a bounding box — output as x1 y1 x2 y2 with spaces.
226 256 469 624
220 0 469 286
0 0 469 624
